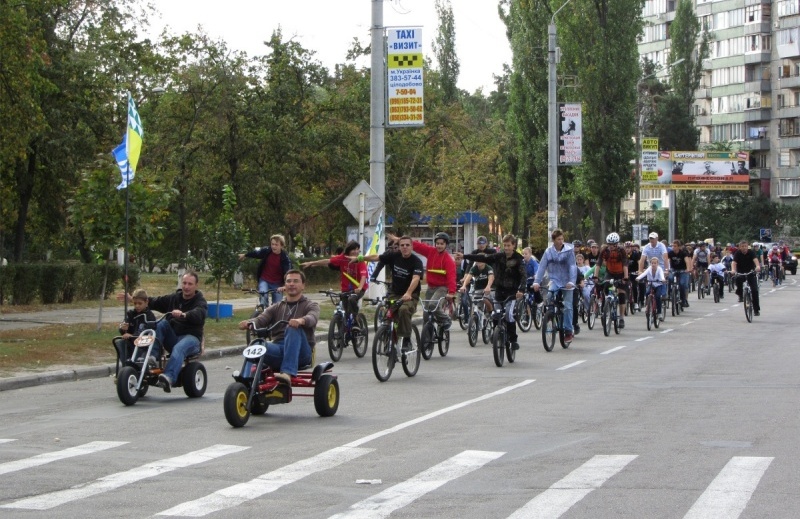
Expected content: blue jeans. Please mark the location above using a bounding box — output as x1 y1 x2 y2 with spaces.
548 287 574 334
155 320 201 383
258 280 283 305
669 271 689 304
265 327 313 376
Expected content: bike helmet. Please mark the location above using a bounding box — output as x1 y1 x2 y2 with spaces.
434 232 450 244
573 240 583 247
606 232 620 244
648 232 658 239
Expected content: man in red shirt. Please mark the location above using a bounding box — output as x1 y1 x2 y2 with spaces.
387 231 457 330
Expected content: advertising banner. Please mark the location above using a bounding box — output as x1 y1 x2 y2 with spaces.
641 138 659 182
558 103 582 165
641 150 750 190
387 27 424 127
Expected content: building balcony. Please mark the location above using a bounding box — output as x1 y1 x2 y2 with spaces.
779 135 800 149
744 108 771 121
780 105 800 118
745 79 771 92
745 51 772 64
778 75 800 89
743 138 770 150
702 58 713 70
778 41 800 59
695 86 712 98
744 22 771 35
696 114 712 126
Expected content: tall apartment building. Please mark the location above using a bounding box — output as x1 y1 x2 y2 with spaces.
627 0 800 221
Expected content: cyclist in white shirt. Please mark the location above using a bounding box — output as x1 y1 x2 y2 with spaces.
707 254 726 299
636 257 666 320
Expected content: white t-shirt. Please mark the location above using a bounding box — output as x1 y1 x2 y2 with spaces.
641 242 668 269
636 266 666 287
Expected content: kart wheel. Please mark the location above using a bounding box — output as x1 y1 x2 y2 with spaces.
517 302 532 332
542 311 556 352
117 366 140 406
352 314 369 358
314 374 340 417
182 362 207 398
420 324 435 360
327 314 344 362
224 382 250 428
371 325 395 382
374 303 387 332
137 384 149 398
438 329 450 357
467 313 479 347
492 323 506 367
402 325 421 377
250 394 269 415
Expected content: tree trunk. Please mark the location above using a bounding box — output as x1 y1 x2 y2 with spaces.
12 152 37 261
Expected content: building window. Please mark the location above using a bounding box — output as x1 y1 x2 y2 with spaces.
778 178 800 197
780 149 791 166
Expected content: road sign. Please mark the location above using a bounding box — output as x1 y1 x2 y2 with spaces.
343 180 382 222
760 228 772 241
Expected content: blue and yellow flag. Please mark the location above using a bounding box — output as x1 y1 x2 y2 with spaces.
366 212 384 280
114 93 143 190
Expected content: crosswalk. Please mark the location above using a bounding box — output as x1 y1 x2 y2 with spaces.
0 439 776 518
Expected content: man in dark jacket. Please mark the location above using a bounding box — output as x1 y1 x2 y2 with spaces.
119 271 207 392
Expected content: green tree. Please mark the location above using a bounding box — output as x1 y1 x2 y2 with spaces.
433 0 460 104
205 185 249 319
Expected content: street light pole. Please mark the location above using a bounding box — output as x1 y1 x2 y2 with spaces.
548 0 574 241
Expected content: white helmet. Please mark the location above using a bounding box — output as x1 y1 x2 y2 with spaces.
606 232 620 244
648 232 659 239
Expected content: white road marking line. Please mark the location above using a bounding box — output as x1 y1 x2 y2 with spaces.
719 308 729 312
329 450 504 519
159 446 371 517
0 441 127 476
507 454 638 519
600 346 626 355
705 313 715 317
556 361 586 371
682 321 693 326
345 380 535 448
661 328 674 333
694 318 705 321
635 336 653 342
1 444 248 510
0 439 16 445
683 456 773 519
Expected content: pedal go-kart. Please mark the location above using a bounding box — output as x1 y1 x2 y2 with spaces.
223 321 339 428
112 326 208 406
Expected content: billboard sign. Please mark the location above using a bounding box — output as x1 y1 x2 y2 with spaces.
387 27 424 127
558 103 582 165
641 150 750 190
641 138 659 181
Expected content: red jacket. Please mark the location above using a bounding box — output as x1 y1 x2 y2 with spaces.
412 241 457 293
329 255 368 292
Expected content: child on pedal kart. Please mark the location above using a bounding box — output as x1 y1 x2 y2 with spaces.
114 289 157 367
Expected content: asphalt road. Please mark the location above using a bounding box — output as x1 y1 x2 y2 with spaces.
0 279 798 518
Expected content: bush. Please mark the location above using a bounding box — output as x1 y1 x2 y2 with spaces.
12 263 41 305
40 266 66 304
0 262 131 305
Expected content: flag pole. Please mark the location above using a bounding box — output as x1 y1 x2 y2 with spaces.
124 176 129 318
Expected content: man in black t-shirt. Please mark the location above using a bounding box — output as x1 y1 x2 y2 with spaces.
668 240 693 308
364 235 423 347
731 239 761 315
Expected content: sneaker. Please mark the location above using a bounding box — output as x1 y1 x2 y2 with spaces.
634 303 640 312
511 342 520 350
618 319 625 329
681 301 689 308
659 316 664 322
157 373 172 393
274 372 292 385
564 333 574 343
574 324 581 336
754 310 760 316
401 337 411 352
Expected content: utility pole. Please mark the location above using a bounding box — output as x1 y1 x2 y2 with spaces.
370 0 386 213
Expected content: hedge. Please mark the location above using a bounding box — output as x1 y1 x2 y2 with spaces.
0 263 141 305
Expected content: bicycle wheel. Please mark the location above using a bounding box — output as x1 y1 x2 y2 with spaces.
697 279 703 299
352 313 369 358
744 290 753 323
587 294 597 330
559 314 570 349
402 325 421 377
481 317 492 344
371 325 395 382
579 297 588 323
517 301 533 332
373 302 387 332
457 300 469 330
541 311 557 352
438 328 450 357
713 283 720 303
467 313 480 347
420 323 435 360
533 302 543 330
660 295 667 322
613 307 620 334
492 322 506 367
327 314 345 362
506 334 516 363
645 295 653 331
602 301 612 337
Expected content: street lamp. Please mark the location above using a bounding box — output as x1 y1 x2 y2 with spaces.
548 0 574 241
633 58 685 234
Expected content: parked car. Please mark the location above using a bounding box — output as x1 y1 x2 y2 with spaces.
785 252 798 275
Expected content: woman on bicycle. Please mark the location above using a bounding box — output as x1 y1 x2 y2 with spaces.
636 257 666 319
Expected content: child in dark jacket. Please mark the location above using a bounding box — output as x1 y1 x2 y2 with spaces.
114 289 157 366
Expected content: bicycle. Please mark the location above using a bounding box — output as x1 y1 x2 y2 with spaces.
456 289 471 330
242 288 277 344
371 299 421 382
515 288 536 332
711 273 724 303
541 289 572 351
768 262 782 286
734 271 756 323
466 291 492 347
320 290 369 361
419 296 453 360
643 282 663 331
668 272 683 317
599 279 626 336
489 295 518 367
586 285 601 331
725 270 735 293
